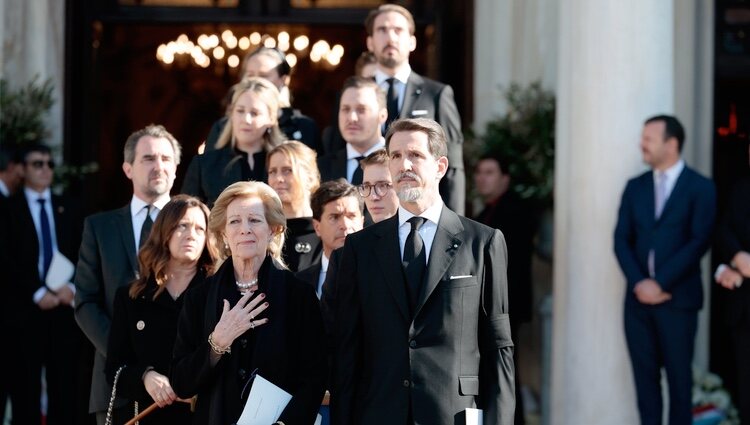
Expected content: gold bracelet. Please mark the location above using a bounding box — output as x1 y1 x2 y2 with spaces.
208 332 231 355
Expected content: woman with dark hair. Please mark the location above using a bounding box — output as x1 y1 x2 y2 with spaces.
105 195 212 424
171 181 326 425
182 77 286 207
267 141 322 271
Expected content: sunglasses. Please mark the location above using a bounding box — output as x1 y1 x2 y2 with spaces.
27 160 55 169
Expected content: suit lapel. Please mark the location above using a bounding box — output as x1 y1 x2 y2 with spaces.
17 192 39 261
115 205 138 273
657 167 688 222
400 73 423 119
373 216 410 323
413 206 463 321
333 149 348 180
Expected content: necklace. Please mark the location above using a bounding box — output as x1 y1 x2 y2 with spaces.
235 278 259 295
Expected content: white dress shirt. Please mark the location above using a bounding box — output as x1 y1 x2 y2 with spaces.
345 140 385 183
316 254 330 299
652 159 684 202
0 180 9 197
375 66 411 113
130 194 170 253
397 200 444 263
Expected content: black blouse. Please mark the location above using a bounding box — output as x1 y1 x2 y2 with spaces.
105 270 205 425
171 256 327 425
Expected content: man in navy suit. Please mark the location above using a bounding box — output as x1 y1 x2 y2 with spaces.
614 115 716 425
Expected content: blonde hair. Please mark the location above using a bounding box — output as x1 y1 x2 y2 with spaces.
208 181 287 272
215 77 285 151
267 141 320 211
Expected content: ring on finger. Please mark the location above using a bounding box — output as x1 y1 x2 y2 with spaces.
250 314 255 321
250 321 255 329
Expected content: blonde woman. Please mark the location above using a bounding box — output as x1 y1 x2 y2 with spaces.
266 141 322 271
182 77 285 206
171 181 326 425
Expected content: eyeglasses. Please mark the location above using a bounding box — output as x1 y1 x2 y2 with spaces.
28 160 55 169
357 182 392 198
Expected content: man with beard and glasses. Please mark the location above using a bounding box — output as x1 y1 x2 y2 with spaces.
74 124 181 424
332 118 515 425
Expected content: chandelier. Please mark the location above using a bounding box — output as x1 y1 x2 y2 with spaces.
155 30 345 70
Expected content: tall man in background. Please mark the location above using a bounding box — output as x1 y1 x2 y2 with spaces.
74 124 181 424
365 4 466 215
614 115 716 425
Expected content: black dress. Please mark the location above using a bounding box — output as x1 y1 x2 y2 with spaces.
105 270 206 425
283 217 322 272
171 256 327 425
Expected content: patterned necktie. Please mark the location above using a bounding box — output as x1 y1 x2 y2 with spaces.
403 217 426 314
139 205 153 249
655 172 668 218
37 198 53 279
351 156 365 185
385 78 400 131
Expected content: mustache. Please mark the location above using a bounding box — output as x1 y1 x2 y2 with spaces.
395 171 421 183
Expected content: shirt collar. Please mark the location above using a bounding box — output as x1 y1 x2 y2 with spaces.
321 253 330 272
0 180 9 197
130 194 170 217
346 139 385 160
374 65 411 86
654 159 684 182
25 186 51 201
397 198 444 229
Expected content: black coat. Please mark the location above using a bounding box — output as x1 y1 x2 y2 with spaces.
171 256 327 425
283 217 322 273
716 177 750 326
104 272 205 424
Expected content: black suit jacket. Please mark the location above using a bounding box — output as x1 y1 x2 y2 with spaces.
284 217 322 273
6 191 81 334
74 204 139 412
181 146 267 207
317 148 348 184
332 206 515 425
614 166 716 310
716 177 750 326
296 260 322 294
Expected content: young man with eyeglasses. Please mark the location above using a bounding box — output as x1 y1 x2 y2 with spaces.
4 144 85 424
357 148 399 223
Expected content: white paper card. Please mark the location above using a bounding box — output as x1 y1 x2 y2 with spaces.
237 375 292 425
45 251 75 291
465 408 483 425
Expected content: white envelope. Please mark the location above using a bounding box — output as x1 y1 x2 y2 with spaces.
237 375 292 425
45 251 75 291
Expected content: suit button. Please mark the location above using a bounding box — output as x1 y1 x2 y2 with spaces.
239 338 248 349
238 368 247 380
409 340 417 349
403 379 410 387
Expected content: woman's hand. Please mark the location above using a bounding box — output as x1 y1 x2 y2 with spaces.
143 370 177 408
211 290 270 349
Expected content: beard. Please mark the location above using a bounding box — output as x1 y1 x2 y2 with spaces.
378 53 403 70
395 171 423 202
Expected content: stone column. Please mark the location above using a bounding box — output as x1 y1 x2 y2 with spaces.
552 1 674 423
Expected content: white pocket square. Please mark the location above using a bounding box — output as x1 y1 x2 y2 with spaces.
410 109 428 116
449 275 473 280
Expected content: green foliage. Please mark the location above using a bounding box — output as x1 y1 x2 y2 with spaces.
471 82 555 207
0 77 55 147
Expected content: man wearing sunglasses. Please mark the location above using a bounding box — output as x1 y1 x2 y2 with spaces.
4 144 84 424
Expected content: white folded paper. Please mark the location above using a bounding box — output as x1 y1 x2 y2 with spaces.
237 375 292 425
465 408 484 425
45 251 75 291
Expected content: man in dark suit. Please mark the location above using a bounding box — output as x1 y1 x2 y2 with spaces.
5 144 83 424
317 77 387 185
614 115 716 425
0 144 23 198
296 179 364 298
474 153 537 425
714 143 750 422
74 124 181 425
365 4 465 215
332 118 514 425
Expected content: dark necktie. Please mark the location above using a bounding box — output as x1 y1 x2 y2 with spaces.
385 78 400 131
403 216 426 314
351 156 365 185
139 205 153 249
37 198 53 280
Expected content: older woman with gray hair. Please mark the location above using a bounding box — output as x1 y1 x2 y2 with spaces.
171 181 327 425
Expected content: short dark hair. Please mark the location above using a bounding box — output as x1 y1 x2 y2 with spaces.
365 4 416 36
0 145 19 171
644 115 685 152
354 51 377 77
310 179 363 221
123 124 182 165
341 76 386 109
20 144 52 163
360 148 389 170
385 118 448 159
478 152 510 176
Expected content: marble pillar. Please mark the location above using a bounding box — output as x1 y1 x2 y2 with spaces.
552 1 674 423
